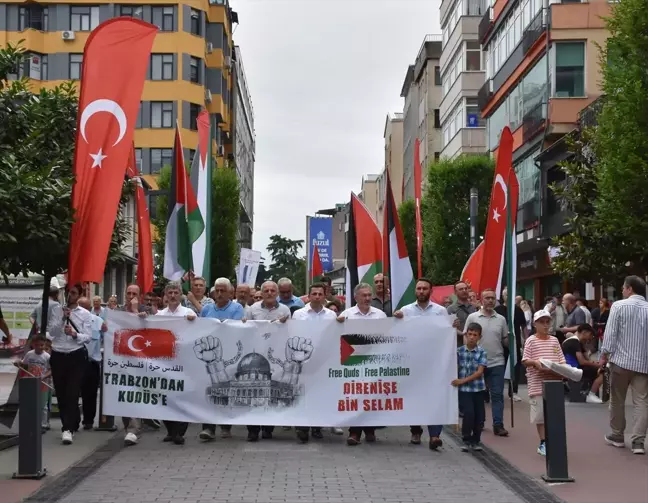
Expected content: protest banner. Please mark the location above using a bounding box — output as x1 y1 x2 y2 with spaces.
103 312 458 427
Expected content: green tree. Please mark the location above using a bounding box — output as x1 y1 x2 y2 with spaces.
266 235 305 294
422 155 494 285
398 199 419 277
211 165 240 281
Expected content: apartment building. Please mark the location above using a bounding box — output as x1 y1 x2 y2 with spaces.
401 36 443 201
384 113 404 207
439 0 488 159
359 174 381 225
478 0 610 305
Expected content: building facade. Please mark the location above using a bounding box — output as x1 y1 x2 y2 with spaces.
478 0 610 306
383 113 404 208
401 36 443 201
359 174 381 226
439 0 488 159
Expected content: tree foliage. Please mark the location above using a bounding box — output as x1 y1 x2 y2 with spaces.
266 235 305 294
211 165 240 281
0 42 130 282
398 199 418 277
421 155 494 285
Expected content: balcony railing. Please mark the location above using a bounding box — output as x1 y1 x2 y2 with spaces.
522 101 546 143
477 79 493 111
578 95 605 128
478 7 492 42
522 9 547 54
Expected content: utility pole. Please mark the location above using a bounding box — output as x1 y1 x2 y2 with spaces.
470 188 478 252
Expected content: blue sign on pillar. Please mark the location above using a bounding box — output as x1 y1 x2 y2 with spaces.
309 217 333 273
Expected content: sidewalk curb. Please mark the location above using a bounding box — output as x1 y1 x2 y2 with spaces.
445 428 566 503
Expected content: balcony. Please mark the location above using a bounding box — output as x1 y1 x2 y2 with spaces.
522 101 546 143
578 95 605 128
522 9 547 54
478 7 492 43
477 79 493 111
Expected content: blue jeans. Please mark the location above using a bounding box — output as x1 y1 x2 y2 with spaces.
484 364 505 427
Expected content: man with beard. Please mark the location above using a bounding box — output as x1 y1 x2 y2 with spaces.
394 278 448 450
235 283 252 306
447 281 477 346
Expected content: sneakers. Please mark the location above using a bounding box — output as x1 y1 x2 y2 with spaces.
199 429 216 441
311 428 324 439
429 437 443 450
364 431 376 443
346 434 361 446
537 442 546 456
410 433 422 445
586 392 603 404
172 435 185 445
62 430 73 445
247 431 259 442
460 443 471 452
261 430 273 440
604 433 625 448
631 442 645 455
331 427 344 435
493 425 509 437
471 443 484 452
512 394 522 402
124 432 138 446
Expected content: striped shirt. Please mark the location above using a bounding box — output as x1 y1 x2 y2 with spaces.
601 295 648 374
522 335 565 397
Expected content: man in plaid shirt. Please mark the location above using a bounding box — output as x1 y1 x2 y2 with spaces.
452 322 488 451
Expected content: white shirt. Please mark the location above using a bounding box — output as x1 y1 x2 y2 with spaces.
339 305 387 319
156 304 194 318
579 305 592 325
292 305 336 321
50 305 92 354
400 300 447 317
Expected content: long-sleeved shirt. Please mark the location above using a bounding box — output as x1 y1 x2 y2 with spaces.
464 309 508 367
601 295 648 374
85 313 104 362
49 304 92 353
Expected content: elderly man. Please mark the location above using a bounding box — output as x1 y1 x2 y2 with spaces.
601 276 648 455
394 278 447 450
78 297 106 430
277 278 305 309
464 288 509 437
338 283 387 446
185 276 214 314
199 278 245 441
118 284 153 315
561 293 586 342
235 283 252 306
371 273 392 315
155 282 196 445
245 281 291 441
447 281 477 346
91 295 106 319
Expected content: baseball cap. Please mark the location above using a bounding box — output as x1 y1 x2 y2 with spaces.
533 309 552 322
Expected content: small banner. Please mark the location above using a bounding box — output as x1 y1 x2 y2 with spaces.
236 248 262 287
103 312 458 426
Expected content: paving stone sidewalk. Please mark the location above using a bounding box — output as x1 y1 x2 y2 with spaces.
51 426 529 503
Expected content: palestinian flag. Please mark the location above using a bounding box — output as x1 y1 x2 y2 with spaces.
163 125 205 281
340 334 407 366
505 167 520 375
190 110 213 283
383 170 415 313
345 193 382 309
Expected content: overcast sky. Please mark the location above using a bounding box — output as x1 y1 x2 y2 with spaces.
231 0 440 259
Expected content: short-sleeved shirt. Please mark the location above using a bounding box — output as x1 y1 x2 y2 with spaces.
201 300 244 321
464 310 508 367
278 295 305 309
522 335 566 397
22 350 51 385
457 345 488 392
562 336 584 368
246 301 292 321
292 305 336 321
447 302 476 331
185 296 215 315
565 306 586 328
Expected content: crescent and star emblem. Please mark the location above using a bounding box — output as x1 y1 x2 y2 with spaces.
79 99 128 169
126 334 152 352
492 174 508 223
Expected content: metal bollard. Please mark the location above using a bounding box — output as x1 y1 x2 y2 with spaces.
95 361 117 432
541 380 574 483
12 378 47 479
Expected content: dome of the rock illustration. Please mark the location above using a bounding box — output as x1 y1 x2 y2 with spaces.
236 352 272 380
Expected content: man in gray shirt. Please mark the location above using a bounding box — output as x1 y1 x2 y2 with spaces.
464 288 509 437
447 281 477 346
561 293 585 340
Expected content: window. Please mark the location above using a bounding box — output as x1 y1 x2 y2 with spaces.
19 5 48 31
41 55 48 80
434 66 441 86
136 102 143 128
434 109 441 128
150 149 173 174
190 8 201 36
119 5 143 18
514 148 541 228
152 6 174 31
487 100 507 150
522 54 547 116
465 98 484 127
151 102 173 128
442 48 463 96
555 42 585 97
188 149 196 166
70 54 83 80
70 6 99 32
151 54 174 81
190 57 200 83
189 104 201 130
134 148 142 172
466 41 481 71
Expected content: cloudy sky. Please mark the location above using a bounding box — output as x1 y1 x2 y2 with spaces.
231 0 440 259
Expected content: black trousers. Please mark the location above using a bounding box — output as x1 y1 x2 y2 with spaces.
164 421 188 437
50 348 87 433
247 425 274 435
459 391 485 444
202 423 232 432
349 427 375 437
81 359 100 426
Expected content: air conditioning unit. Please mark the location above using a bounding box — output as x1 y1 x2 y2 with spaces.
204 89 212 103
62 30 76 41
206 42 213 54
224 56 232 69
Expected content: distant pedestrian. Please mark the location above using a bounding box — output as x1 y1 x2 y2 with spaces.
600 276 648 455
447 281 477 347
14 335 51 429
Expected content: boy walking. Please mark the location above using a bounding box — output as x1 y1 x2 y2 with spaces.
452 322 488 452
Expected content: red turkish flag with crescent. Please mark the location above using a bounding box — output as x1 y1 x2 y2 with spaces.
114 328 177 359
68 19 157 284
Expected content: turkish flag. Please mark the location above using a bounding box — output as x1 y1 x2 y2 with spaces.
113 328 177 359
68 18 157 284
461 241 485 294
311 244 323 280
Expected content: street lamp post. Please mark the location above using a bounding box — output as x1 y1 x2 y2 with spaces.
469 188 478 252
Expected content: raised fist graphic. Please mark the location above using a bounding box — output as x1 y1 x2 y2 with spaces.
194 335 223 363
285 336 313 363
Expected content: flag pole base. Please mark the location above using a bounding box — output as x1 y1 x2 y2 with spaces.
13 468 47 480
541 475 574 484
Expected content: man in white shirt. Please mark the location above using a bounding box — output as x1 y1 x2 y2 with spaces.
337 283 387 446
394 278 447 449
155 281 195 445
78 297 106 431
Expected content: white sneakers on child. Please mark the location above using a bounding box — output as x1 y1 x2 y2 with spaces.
586 392 603 404
124 432 138 446
62 430 73 445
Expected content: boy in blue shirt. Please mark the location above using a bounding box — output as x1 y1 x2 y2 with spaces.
452 322 488 451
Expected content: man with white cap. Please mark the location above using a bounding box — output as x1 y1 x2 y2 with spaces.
522 309 566 456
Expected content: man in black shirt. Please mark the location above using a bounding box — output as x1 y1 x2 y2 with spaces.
495 288 527 401
562 324 603 403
